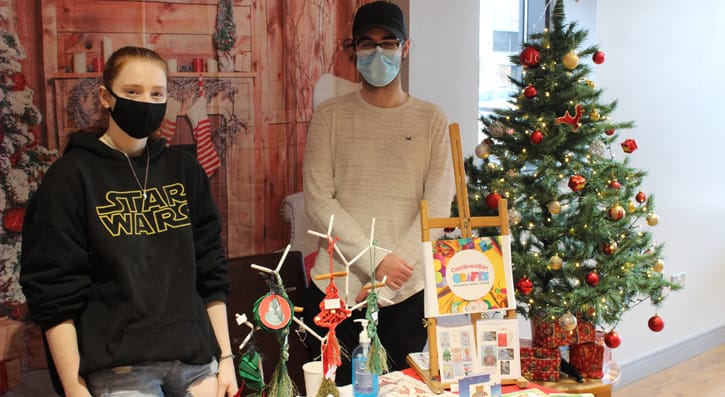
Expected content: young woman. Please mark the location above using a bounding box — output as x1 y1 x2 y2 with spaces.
20 46 238 397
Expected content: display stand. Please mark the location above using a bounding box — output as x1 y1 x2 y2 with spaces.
407 123 517 393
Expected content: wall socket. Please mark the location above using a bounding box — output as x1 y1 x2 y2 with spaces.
670 272 686 288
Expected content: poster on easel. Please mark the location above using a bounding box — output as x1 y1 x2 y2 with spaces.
422 235 515 318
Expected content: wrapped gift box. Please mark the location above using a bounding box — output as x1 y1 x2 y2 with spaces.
0 317 25 360
0 356 22 393
569 332 612 379
22 322 48 371
520 339 560 382
531 316 596 348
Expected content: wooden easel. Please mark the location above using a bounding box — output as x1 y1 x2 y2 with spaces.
407 122 517 393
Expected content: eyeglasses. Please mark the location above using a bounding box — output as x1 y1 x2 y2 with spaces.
355 39 402 51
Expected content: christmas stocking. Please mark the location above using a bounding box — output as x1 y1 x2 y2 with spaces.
185 96 221 177
158 97 181 146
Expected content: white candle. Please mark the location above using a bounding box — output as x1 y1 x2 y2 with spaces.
102 36 112 62
206 58 218 73
167 58 178 73
73 52 86 73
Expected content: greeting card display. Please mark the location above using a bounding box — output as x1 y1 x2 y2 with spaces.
423 236 515 318
435 322 481 384
474 319 521 380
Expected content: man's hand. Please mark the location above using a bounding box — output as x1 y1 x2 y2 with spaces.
375 253 413 290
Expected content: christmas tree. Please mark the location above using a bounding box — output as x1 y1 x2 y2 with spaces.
212 0 236 72
0 30 57 317
467 0 679 345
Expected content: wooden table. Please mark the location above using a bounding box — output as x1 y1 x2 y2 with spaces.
537 361 621 397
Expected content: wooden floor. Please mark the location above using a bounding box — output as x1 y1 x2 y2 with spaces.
4 344 724 396
614 343 725 397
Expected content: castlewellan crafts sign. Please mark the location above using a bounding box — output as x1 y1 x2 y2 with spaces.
422 235 515 317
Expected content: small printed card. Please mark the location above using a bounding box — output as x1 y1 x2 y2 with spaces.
407 352 430 371
501 389 549 397
458 372 502 397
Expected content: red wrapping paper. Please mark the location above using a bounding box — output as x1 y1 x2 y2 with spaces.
569 332 612 379
531 316 596 348
520 339 560 382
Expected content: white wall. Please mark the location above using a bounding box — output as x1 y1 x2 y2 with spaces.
409 0 725 386
595 0 725 377
407 0 480 155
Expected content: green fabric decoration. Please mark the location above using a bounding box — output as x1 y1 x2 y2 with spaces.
365 291 388 375
238 348 265 392
315 377 340 397
365 240 389 375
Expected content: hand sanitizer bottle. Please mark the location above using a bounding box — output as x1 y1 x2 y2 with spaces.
352 319 378 397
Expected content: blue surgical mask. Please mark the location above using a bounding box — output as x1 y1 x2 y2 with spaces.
356 47 402 87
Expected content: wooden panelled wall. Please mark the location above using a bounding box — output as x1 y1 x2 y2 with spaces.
8 0 365 258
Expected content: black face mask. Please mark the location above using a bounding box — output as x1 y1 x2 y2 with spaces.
108 89 167 139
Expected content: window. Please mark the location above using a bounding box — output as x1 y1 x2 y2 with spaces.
479 0 547 142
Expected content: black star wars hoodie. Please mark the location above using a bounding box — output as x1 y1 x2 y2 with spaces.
20 131 229 377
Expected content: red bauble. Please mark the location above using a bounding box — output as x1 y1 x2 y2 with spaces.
517 277 533 295
609 180 621 189
485 192 502 209
605 128 616 136
2 207 26 233
635 191 647 204
524 85 538 99
11 72 27 91
586 271 600 286
592 50 606 64
648 315 665 332
602 241 617 255
520 46 540 68
568 174 587 192
621 138 638 153
603 330 621 348
530 130 544 144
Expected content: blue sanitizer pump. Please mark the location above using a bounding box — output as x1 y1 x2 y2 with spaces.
352 319 378 397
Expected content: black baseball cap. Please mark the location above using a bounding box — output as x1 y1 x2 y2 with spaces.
353 1 408 41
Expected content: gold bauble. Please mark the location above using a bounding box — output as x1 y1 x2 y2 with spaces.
627 201 636 213
590 110 600 121
653 259 665 273
647 213 660 226
475 143 490 159
585 79 595 88
562 51 580 69
559 312 578 331
547 200 562 215
549 255 563 270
